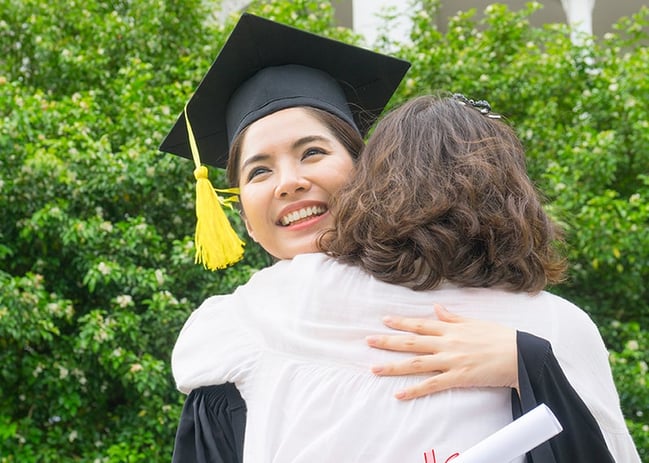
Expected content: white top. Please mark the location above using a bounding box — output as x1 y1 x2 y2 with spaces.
172 253 640 463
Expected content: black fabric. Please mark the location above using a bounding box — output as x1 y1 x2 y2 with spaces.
159 13 410 168
226 64 357 146
514 331 615 463
172 383 246 463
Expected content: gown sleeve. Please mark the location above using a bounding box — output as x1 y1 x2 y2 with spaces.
172 383 247 463
513 331 615 463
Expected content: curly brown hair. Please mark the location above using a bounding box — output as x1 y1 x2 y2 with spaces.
321 94 566 293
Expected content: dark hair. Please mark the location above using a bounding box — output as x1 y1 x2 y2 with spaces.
322 94 567 293
226 106 365 186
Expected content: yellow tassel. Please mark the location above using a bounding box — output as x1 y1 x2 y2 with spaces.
193 166 245 270
184 106 245 270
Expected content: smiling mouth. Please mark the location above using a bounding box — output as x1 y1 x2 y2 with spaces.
279 206 327 226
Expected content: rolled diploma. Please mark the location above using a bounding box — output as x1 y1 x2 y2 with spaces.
451 403 563 463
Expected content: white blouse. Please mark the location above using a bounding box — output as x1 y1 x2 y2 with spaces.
172 253 639 463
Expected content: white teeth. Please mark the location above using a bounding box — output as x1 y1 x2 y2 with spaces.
280 206 326 226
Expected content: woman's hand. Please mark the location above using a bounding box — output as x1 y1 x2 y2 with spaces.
366 305 518 400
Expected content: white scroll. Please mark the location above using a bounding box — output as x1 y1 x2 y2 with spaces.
451 404 563 463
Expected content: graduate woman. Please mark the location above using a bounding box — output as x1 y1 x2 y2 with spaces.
161 14 635 463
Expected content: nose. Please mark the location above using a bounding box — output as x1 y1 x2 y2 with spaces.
274 164 311 199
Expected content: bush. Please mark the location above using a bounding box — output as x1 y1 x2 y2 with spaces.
0 0 647 460
0 0 269 460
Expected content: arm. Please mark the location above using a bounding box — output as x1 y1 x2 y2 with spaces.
172 383 247 463
366 306 625 462
366 305 518 399
172 295 258 393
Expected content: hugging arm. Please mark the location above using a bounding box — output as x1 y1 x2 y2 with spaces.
170 310 614 463
366 306 615 462
366 305 519 399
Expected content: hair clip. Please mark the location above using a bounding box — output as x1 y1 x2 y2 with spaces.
452 93 502 119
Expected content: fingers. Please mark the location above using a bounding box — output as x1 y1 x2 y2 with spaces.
366 334 439 354
433 304 465 323
370 354 442 376
381 315 444 336
380 304 464 335
393 372 459 400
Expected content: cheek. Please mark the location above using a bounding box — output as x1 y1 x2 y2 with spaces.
239 190 265 237
328 159 355 191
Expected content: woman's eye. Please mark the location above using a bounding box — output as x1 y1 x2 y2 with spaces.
246 166 270 182
302 147 326 159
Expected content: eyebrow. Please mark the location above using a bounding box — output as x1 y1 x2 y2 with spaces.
241 153 271 172
240 135 333 171
292 135 331 150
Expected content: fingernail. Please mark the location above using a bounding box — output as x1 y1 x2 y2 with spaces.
371 366 383 374
382 316 393 324
395 390 407 400
366 335 379 345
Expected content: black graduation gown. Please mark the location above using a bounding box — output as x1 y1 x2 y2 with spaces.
171 382 246 463
514 332 615 463
172 332 615 463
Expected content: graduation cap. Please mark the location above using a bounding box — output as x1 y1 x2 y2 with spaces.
159 13 410 270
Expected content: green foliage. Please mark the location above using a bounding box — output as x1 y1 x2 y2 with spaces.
0 0 268 460
607 320 649 456
0 0 647 460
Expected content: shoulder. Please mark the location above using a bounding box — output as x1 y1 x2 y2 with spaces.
181 294 234 328
538 291 604 343
258 253 351 277
242 254 366 296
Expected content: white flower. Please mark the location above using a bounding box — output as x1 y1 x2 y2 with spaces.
99 221 113 233
94 328 108 342
97 262 111 275
116 294 133 308
46 302 60 314
129 363 143 373
162 290 178 305
155 269 165 286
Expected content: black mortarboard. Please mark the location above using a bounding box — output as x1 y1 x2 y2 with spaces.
159 13 410 168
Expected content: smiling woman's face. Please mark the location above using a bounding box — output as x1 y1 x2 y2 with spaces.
237 107 355 260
